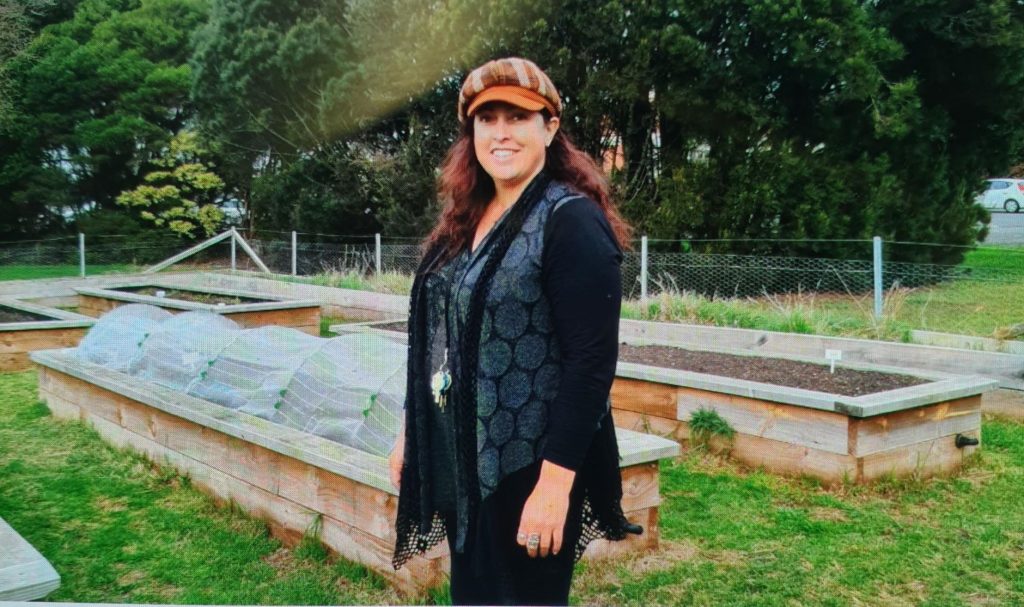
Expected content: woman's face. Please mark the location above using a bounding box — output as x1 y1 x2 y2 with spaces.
473 101 560 192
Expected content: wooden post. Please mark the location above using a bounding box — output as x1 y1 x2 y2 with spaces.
873 236 882 319
144 229 234 274
78 233 85 277
640 235 648 314
375 233 382 275
231 228 272 274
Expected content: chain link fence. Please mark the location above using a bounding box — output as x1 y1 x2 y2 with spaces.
240 231 424 276
4 231 1021 291
2 229 1021 338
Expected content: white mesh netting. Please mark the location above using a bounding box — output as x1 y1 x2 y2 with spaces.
72 304 405 456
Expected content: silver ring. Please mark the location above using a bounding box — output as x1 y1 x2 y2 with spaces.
527 533 541 549
517 532 527 543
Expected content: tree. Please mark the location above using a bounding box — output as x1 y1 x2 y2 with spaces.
183 0 1019 266
1 2 29 120
863 0 1024 261
116 130 226 238
0 0 207 239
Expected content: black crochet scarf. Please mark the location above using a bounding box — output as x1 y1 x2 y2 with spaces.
393 170 635 571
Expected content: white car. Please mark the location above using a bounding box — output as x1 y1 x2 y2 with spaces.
976 178 1024 212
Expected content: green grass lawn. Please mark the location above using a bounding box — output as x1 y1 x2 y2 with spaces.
2 369 1022 605
0 370 417 605
0 264 140 281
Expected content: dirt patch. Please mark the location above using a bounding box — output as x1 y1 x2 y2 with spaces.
94 496 129 513
380 321 929 395
375 321 408 333
116 570 147 587
261 547 295 576
114 286 272 305
0 305 57 322
618 344 929 396
808 506 850 523
575 538 703 605
626 539 702 574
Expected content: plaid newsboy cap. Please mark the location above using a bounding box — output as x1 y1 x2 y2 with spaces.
457 57 562 124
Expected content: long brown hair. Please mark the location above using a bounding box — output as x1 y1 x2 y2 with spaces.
424 111 633 264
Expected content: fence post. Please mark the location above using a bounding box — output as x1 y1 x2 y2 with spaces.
640 235 649 310
291 230 297 276
375 233 382 275
78 233 85 277
230 227 237 271
873 236 883 319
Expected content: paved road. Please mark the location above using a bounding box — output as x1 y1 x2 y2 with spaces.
982 211 1024 245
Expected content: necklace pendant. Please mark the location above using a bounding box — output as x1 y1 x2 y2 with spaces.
430 369 451 409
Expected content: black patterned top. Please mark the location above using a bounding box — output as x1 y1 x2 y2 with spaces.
422 203 511 509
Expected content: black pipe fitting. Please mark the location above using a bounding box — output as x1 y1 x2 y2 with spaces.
955 434 980 448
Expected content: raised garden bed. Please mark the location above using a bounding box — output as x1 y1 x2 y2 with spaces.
160 271 409 322
330 319 998 485
0 299 94 372
618 319 1024 421
30 347 679 595
611 358 995 485
0 306 54 323
112 286 270 305
617 344 931 396
0 516 60 601
74 282 321 335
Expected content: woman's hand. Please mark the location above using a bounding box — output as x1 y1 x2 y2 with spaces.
389 428 405 489
516 460 576 558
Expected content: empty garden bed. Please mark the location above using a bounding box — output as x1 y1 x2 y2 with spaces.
0 300 94 372
330 318 998 485
74 282 322 335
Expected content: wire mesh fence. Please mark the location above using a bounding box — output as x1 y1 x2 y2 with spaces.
4 232 1022 288
2 230 1021 338
0 237 80 270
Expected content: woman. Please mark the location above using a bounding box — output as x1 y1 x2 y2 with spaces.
390 57 636 606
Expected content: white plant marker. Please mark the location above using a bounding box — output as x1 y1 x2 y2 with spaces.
155 290 166 298
825 349 842 374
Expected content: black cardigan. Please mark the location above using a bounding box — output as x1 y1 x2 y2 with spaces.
392 171 638 570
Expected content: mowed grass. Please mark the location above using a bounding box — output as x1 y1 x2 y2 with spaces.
0 264 140 281
3 368 1023 605
0 370 409 605
278 269 415 296
572 423 1024 606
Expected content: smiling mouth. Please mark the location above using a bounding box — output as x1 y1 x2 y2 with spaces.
492 150 518 159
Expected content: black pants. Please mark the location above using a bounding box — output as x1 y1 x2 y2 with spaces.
444 462 586 606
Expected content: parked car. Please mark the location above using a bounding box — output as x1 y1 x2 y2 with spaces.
975 178 1024 212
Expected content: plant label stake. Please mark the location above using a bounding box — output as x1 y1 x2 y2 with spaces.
825 349 842 374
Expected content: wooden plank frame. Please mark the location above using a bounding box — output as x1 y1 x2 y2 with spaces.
0 299 94 371
607 370 990 485
31 348 679 595
0 517 60 601
76 287 321 336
